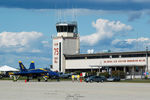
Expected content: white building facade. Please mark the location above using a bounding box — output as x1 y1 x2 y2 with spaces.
65 52 150 78
52 21 150 78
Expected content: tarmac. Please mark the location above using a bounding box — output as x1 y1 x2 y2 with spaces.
0 80 150 100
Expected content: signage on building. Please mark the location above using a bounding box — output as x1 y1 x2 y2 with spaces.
53 43 59 64
103 59 146 64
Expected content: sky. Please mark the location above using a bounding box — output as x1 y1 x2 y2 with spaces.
0 0 150 68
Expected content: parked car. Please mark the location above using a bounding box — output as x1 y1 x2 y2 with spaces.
0 75 3 79
84 75 93 78
107 76 120 82
59 72 73 78
84 76 106 83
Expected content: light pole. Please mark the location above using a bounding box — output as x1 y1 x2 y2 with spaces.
99 61 102 73
146 46 148 72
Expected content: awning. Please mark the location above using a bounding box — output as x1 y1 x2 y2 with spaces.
0 65 19 71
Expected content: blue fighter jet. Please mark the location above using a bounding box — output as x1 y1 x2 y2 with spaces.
28 61 59 79
13 61 59 82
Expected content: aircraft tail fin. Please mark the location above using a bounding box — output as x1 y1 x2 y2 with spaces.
29 61 35 69
19 61 27 71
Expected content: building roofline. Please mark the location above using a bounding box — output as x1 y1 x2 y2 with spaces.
53 36 79 39
56 21 77 26
64 51 150 57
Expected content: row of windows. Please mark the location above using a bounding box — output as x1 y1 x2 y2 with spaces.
56 26 76 33
65 54 150 60
121 54 146 57
87 55 110 59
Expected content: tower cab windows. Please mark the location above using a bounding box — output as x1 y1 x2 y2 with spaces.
56 22 78 37
56 25 76 33
56 22 78 33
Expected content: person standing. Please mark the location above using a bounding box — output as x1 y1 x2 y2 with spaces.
72 75 75 82
77 75 80 82
80 73 83 82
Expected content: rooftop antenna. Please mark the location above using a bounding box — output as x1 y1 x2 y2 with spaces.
136 32 139 51
72 8 75 21
75 8 77 21
54 4 58 23
72 7 77 21
58 9 62 22
63 9 66 22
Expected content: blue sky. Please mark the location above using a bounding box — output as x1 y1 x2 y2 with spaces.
0 0 150 68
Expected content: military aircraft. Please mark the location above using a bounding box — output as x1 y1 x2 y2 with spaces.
28 61 59 79
12 61 59 82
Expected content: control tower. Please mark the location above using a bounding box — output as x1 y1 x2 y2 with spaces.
52 21 80 72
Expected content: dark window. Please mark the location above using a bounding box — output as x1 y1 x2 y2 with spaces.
121 54 146 58
65 57 85 60
87 55 110 59
101 55 110 58
63 26 67 32
112 55 119 58
66 55 110 60
87 56 100 59
50 65 53 69
56 25 75 33
59 42 61 71
135 67 139 72
68 26 74 32
56 26 61 32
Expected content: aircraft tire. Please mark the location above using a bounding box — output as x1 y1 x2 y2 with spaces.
45 80 48 82
38 79 41 82
90 80 93 83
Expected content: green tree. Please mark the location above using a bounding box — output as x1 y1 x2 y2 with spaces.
111 70 126 79
99 72 109 78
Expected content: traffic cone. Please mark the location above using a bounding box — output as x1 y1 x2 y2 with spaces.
80 79 82 82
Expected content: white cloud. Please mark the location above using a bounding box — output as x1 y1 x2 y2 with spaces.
80 18 132 45
0 31 43 53
0 31 42 47
31 49 41 53
87 49 94 54
0 31 52 68
53 8 150 17
42 40 51 47
36 9 150 23
112 37 150 49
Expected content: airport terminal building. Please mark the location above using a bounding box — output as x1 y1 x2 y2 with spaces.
52 21 150 78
